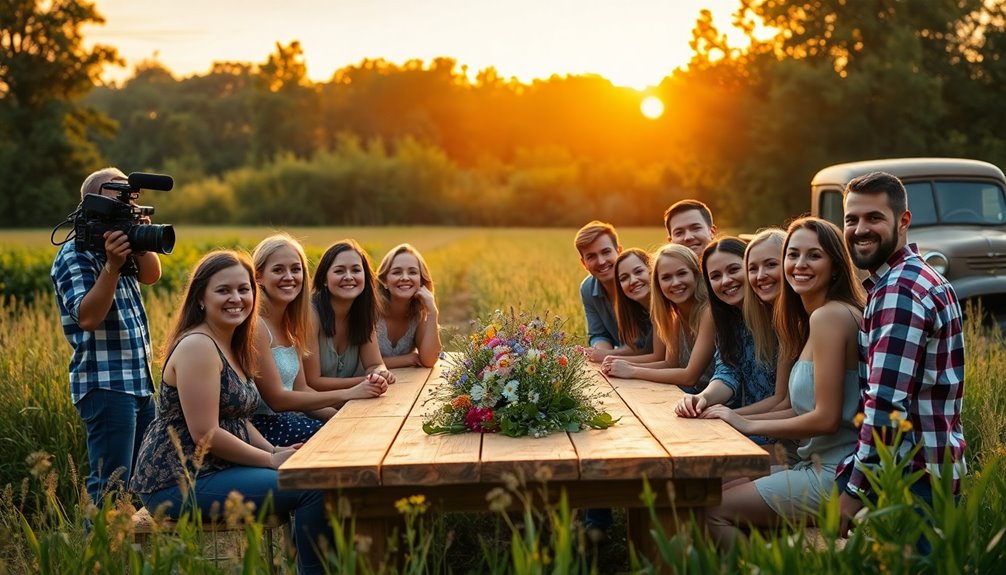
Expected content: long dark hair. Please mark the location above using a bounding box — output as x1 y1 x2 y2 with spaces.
311 239 380 346
774 217 867 363
701 237 748 369
613 248 651 351
163 250 258 376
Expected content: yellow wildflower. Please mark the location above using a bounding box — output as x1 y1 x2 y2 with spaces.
899 418 913 433
853 412 866 428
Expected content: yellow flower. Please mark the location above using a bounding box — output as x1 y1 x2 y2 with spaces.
853 412 866 428
395 497 410 514
525 364 537 375
486 325 497 339
899 418 913 433
889 410 903 423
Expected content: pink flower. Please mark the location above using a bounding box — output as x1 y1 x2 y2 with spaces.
465 407 497 432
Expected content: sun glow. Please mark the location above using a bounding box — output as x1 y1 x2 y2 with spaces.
640 96 665 120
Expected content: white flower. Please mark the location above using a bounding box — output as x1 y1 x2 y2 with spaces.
528 391 540 404
502 380 519 403
526 348 544 362
470 383 486 402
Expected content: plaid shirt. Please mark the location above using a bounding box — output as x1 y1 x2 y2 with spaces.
839 244 967 495
51 242 154 404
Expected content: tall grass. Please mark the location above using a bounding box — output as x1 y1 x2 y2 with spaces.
1 227 1004 573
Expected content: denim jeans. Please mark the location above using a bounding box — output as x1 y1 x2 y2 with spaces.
75 388 155 504
141 467 329 574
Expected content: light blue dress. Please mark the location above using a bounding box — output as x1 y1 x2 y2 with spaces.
753 360 860 516
251 325 323 445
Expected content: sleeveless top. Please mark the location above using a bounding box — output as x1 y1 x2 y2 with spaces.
318 327 363 378
254 324 301 416
130 334 260 494
376 316 419 357
678 323 713 394
789 361 861 465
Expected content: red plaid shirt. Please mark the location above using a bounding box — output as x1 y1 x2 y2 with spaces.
839 244 967 495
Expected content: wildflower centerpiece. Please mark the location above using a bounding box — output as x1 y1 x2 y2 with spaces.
422 310 616 438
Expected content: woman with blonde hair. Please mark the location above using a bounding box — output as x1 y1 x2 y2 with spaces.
375 243 442 368
251 234 387 446
605 244 714 390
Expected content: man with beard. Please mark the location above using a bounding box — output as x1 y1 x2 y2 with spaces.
836 171 967 549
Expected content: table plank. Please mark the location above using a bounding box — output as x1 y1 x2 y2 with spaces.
278 416 404 489
381 416 482 485
335 365 432 419
481 431 580 481
609 376 769 479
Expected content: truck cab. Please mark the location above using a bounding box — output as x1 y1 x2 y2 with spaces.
812 157 1006 327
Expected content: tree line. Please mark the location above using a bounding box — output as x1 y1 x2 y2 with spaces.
3 0 1006 229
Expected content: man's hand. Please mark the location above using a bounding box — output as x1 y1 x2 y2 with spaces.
838 491 865 538
103 230 131 273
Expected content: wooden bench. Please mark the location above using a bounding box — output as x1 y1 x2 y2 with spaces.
278 358 770 561
131 506 288 570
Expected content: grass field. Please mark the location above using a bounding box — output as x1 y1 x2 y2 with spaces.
1 226 1005 573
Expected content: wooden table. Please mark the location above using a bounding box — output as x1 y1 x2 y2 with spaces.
278 360 769 561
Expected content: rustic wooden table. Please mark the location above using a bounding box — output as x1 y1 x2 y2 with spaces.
278 359 769 562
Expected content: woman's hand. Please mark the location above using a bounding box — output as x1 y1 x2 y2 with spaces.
588 347 612 363
269 443 302 469
370 368 396 385
701 405 751 434
675 394 708 418
603 359 635 379
350 375 388 399
415 286 437 311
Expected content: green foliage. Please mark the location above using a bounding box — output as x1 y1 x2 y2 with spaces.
0 0 119 227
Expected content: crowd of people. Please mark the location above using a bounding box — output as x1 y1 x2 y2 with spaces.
50 166 967 570
573 179 967 550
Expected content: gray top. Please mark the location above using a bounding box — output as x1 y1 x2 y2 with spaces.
789 360 860 465
376 316 419 358
318 328 363 378
678 322 713 394
255 324 301 416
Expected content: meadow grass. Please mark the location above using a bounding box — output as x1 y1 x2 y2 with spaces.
1 226 1004 573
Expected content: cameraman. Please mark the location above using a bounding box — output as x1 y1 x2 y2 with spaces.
50 167 162 506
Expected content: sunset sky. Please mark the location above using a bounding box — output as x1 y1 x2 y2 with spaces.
83 0 752 89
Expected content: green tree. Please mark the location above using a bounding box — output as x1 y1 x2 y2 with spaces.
0 0 118 226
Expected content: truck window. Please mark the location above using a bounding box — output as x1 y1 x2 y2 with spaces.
819 188 843 229
906 182 938 226
933 181 1006 224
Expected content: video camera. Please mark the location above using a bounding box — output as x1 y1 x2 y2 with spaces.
52 172 176 276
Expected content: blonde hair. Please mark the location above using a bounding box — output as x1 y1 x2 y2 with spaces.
80 167 126 199
574 220 619 256
252 233 312 357
650 244 708 360
376 243 435 322
741 228 785 365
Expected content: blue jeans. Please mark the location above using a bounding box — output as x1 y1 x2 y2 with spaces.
75 389 155 504
141 467 329 574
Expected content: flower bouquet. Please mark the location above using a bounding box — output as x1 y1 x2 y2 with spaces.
422 310 616 438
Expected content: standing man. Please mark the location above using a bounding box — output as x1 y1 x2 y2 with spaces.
838 171 967 539
664 199 717 256
51 167 162 505
575 220 622 363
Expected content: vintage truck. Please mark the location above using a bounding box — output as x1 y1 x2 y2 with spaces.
811 157 1006 327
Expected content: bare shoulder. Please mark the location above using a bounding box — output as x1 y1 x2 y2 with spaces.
168 332 222 372
809 302 862 337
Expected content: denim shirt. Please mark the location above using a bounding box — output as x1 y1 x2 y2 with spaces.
579 275 620 347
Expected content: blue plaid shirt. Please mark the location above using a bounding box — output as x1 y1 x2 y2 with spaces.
51 242 154 404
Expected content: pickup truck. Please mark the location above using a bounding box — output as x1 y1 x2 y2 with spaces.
811 157 1006 328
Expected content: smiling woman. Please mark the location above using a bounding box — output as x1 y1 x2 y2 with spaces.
641 96 665 119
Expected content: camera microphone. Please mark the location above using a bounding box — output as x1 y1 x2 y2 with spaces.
127 172 174 191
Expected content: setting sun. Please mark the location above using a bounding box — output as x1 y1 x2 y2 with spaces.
640 96 665 119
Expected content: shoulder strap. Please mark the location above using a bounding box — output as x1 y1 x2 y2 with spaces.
163 332 224 374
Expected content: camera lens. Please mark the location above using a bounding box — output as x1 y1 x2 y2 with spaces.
128 224 175 254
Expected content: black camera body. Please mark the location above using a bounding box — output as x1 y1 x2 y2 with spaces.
70 172 176 275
